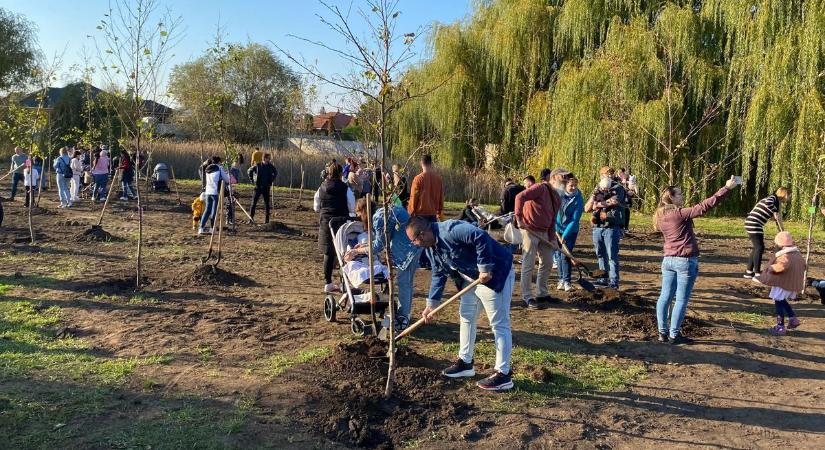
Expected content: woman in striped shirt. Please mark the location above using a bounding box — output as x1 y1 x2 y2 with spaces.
744 187 789 279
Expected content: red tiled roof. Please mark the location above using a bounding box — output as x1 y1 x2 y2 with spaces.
312 112 354 131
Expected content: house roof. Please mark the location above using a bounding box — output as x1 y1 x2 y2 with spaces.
312 111 354 131
19 81 173 116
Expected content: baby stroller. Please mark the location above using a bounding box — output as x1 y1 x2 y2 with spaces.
152 163 171 192
323 220 390 336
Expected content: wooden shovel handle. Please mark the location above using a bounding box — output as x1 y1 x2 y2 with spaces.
394 279 482 342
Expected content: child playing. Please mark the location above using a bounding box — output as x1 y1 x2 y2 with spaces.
191 193 205 230
757 231 805 335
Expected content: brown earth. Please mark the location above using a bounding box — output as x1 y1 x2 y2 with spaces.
2 184 825 449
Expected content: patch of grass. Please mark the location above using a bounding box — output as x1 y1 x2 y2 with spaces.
195 344 213 363
719 309 774 326
265 346 331 378
432 342 644 403
0 288 169 385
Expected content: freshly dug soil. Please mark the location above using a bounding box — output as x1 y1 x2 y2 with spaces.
567 289 711 337
294 204 310 212
299 338 475 448
184 264 255 287
253 221 299 234
75 226 118 242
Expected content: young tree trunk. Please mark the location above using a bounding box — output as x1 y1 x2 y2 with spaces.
381 102 397 399
803 168 822 291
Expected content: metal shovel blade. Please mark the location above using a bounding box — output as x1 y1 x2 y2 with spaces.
577 278 596 292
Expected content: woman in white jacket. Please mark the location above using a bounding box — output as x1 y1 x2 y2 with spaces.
70 150 84 202
199 156 230 235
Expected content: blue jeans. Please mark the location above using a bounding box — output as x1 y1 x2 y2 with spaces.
93 174 109 200
10 173 23 199
656 256 699 337
555 232 578 283
592 226 621 286
56 175 71 205
458 269 515 374
395 257 419 320
200 194 218 230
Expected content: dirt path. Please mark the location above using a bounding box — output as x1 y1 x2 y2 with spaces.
1 184 824 449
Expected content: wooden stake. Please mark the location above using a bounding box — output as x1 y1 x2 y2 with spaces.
97 168 121 227
366 193 377 335
170 166 182 205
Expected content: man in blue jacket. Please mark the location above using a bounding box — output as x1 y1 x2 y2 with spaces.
407 216 515 391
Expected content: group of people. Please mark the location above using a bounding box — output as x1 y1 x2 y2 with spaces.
315 152 823 391
193 150 279 235
5 144 158 210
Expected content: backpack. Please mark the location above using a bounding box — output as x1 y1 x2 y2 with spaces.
57 156 73 178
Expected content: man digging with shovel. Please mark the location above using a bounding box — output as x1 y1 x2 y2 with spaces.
405 215 516 391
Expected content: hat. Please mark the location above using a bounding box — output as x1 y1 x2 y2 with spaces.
550 168 571 179
774 231 794 247
539 168 552 181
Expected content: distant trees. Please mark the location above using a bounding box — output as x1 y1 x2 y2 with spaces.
169 43 302 146
0 8 39 93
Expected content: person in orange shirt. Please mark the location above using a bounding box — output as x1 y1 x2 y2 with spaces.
408 154 444 222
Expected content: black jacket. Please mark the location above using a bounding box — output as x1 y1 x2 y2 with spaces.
318 179 350 220
248 162 277 189
499 182 525 215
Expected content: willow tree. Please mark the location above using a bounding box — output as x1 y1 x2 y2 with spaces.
391 0 825 217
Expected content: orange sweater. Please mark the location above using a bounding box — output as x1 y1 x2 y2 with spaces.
408 171 444 218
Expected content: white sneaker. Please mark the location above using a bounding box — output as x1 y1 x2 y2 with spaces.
197 228 205 235
119 196 128 201
552 262 558 269
563 282 574 292
556 281 564 290
324 283 340 293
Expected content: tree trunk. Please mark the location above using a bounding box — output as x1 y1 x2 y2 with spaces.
803 168 822 291
381 100 397 399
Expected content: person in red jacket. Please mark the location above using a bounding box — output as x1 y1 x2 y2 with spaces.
514 168 561 310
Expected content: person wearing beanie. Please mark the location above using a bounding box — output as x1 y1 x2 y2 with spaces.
757 231 806 335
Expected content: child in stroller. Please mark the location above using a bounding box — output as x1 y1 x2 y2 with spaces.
323 219 391 336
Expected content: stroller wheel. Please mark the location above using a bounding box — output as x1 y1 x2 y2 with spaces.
324 295 336 322
351 317 366 336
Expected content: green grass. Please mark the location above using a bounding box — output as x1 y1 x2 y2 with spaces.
718 308 774 326
265 346 331 378
429 342 644 404
0 283 285 449
0 292 171 384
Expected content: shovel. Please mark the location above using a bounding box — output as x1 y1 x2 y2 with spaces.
394 279 482 342
531 229 600 292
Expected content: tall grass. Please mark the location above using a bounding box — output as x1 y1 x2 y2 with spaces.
142 140 505 205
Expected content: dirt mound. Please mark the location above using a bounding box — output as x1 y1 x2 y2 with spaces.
616 312 711 338
77 274 150 294
567 290 711 338
299 338 475 448
184 264 255 287
565 289 650 313
74 226 118 242
75 226 110 241
0 227 48 243
253 221 299 234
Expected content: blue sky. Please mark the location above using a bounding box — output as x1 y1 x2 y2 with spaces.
3 0 471 110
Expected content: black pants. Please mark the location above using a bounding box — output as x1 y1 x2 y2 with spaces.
320 216 348 284
747 233 765 273
250 187 271 222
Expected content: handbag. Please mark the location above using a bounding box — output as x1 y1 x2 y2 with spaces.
503 221 522 245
